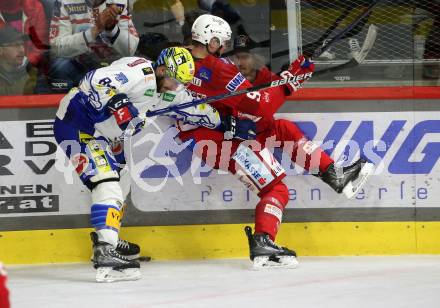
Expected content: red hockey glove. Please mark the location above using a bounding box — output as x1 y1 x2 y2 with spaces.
279 55 315 94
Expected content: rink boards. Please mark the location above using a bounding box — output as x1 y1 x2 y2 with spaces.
2 97 440 264
2 222 440 264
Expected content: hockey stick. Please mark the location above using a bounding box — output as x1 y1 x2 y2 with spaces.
144 18 176 28
145 72 311 117
301 3 357 58
313 24 378 77
272 0 380 59
310 0 380 58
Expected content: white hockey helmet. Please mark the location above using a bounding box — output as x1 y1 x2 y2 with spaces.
191 14 232 47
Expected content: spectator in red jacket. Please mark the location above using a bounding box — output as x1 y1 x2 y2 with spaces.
0 0 49 69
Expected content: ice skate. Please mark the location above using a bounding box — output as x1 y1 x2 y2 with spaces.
319 159 375 199
116 238 141 260
90 232 140 261
91 232 141 283
244 226 298 270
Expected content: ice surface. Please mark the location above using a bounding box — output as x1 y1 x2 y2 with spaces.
6 256 440 308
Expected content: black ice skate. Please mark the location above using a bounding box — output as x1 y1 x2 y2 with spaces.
89 232 141 261
318 159 375 199
91 232 141 283
245 226 298 269
116 238 141 260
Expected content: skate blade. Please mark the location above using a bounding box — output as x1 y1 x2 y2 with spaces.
125 253 140 260
252 256 299 270
95 267 142 283
91 253 140 262
343 162 375 199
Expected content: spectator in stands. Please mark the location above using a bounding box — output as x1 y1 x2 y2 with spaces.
136 32 183 61
229 34 269 84
0 0 49 70
48 0 139 92
417 0 440 79
40 0 57 23
0 26 37 95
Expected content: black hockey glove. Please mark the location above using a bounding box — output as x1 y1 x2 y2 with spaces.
219 115 256 141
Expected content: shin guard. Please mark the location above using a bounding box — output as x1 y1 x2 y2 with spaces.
254 182 289 240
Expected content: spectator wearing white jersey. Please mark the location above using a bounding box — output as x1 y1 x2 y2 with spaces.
48 0 139 92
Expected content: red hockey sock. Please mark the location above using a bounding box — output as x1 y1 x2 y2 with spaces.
254 182 289 240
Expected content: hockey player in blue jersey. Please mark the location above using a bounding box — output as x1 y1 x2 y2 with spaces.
53 47 227 282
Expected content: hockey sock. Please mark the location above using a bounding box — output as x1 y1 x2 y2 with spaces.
90 182 124 247
254 182 289 240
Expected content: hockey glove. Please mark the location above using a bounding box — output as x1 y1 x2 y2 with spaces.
107 93 139 131
220 115 256 141
279 55 315 95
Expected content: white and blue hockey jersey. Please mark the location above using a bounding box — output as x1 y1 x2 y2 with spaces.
56 57 221 141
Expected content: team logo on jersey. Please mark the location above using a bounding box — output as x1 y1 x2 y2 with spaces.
115 72 128 84
142 67 154 75
196 67 212 81
71 153 89 175
64 3 87 15
226 73 246 92
49 25 59 40
162 92 176 102
144 89 155 97
111 140 123 155
192 77 202 86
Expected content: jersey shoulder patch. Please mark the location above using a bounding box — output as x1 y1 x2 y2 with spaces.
196 66 212 82
226 72 246 92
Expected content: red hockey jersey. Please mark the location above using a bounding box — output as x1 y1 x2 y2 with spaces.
185 54 286 132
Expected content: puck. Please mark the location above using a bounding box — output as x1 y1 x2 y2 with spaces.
138 256 152 262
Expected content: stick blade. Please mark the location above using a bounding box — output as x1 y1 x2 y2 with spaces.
353 24 378 64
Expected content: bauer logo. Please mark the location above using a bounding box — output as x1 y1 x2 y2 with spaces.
0 184 59 214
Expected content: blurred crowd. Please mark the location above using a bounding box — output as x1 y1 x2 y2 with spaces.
0 0 439 96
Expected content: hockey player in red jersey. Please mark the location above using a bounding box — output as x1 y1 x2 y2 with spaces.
229 34 375 194
178 14 373 268
0 263 10 308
